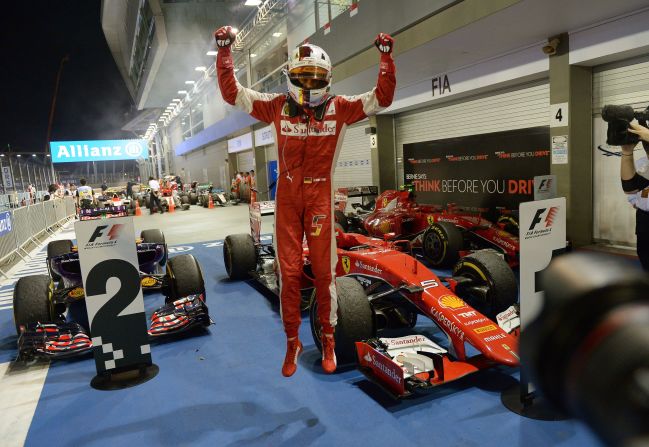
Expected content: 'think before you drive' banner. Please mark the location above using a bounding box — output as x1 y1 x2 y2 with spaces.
403 127 550 210
50 139 149 163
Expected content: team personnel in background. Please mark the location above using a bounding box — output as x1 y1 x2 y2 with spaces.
621 121 649 270
76 178 94 209
250 169 257 203
148 176 164 214
215 26 396 376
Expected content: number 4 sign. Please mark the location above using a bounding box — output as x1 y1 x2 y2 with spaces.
550 102 569 128
75 217 156 388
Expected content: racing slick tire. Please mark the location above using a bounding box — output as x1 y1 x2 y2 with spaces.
13 275 52 334
310 276 374 365
181 195 190 205
189 192 198 205
141 229 168 267
47 239 74 282
497 215 519 235
334 210 348 232
422 222 464 268
166 254 205 302
223 234 257 280
452 250 518 321
144 195 151 209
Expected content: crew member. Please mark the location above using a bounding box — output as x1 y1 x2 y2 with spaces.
622 121 649 269
215 26 396 376
76 178 94 209
148 176 164 214
250 169 257 203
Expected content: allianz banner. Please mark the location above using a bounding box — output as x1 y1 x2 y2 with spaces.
404 127 550 210
50 139 149 163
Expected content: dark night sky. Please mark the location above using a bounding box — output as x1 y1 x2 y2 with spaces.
0 0 133 153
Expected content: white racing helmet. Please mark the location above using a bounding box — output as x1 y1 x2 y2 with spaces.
286 44 332 108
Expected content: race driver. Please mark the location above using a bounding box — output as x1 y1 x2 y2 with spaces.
215 26 396 377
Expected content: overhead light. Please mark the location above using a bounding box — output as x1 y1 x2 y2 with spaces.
272 32 282 37
194 66 207 72
0 154 4 157
46 154 50 157
172 98 181 102
250 53 257 58
32 154 36 157
206 50 217 56
177 90 188 94
16 154 21 157
185 80 195 85
245 0 262 5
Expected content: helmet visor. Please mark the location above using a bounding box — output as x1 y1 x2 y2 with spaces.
288 65 330 90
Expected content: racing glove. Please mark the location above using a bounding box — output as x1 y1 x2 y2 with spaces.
214 26 237 49
375 33 394 55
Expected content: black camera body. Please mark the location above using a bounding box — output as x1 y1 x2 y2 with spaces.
601 104 649 146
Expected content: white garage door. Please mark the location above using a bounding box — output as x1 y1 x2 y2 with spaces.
333 121 372 189
395 81 550 182
236 150 255 173
592 56 649 247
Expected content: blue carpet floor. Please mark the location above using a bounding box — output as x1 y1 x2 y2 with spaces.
0 239 601 446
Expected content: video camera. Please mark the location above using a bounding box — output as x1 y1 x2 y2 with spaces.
601 104 649 146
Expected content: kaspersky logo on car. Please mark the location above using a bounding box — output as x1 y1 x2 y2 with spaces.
524 206 558 240
85 224 124 249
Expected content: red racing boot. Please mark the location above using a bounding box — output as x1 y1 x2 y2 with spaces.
281 337 303 377
321 334 337 374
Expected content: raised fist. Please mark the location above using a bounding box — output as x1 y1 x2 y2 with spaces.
374 33 394 54
214 26 236 48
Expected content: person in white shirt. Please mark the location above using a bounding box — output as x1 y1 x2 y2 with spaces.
76 178 94 209
148 176 164 214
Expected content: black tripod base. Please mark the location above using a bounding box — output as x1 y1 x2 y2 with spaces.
91 364 159 391
501 382 570 421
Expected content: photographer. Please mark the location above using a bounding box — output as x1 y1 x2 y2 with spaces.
621 121 649 270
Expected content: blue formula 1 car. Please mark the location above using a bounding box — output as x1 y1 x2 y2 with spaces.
13 229 211 360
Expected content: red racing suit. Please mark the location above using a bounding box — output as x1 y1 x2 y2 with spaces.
217 47 396 338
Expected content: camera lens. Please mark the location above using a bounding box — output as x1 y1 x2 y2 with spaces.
522 253 649 446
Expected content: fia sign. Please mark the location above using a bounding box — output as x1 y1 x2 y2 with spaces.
432 74 452 97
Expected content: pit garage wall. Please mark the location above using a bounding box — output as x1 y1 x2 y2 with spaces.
592 56 649 247
173 141 229 190
333 121 374 189
395 82 550 184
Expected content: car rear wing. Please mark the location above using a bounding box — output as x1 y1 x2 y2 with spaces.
335 186 378 213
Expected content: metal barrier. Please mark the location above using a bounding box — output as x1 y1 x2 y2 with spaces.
0 197 76 279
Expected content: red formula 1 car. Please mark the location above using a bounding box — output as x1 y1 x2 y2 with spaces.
353 189 520 268
223 201 520 397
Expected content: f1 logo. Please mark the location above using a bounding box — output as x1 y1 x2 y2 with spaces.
88 224 123 243
528 207 558 231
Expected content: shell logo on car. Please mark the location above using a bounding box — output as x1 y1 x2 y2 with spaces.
141 277 157 287
438 295 466 309
474 324 498 334
68 287 85 299
379 220 391 234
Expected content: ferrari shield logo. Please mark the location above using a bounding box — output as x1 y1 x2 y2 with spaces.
427 215 435 225
382 197 388 208
341 256 351 274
